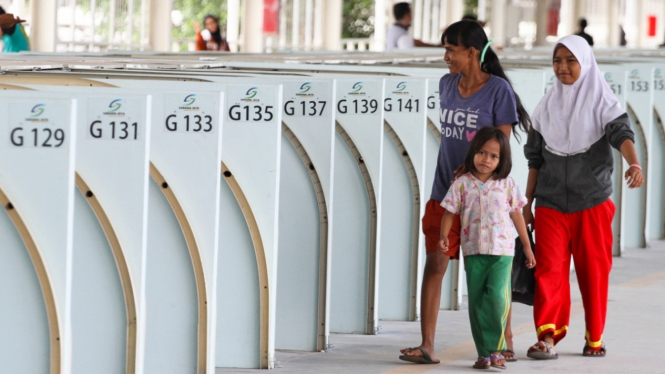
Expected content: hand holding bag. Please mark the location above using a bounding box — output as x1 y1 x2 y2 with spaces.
511 229 536 306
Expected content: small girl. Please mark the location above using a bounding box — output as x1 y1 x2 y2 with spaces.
439 127 535 370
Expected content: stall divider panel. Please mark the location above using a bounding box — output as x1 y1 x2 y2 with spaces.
223 84 283 368
424 76 455 312
332 79 385 335
0 96 77 374
648 65 665 241
624 64 653 249
601 66 629 255
271 78 336 352
380 78 428 322
151 91 224 374
74 93 151 374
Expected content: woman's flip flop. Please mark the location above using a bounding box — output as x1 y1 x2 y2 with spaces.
582 343 606 357
398 347 440 364
501 349 518 362
527 341 559 360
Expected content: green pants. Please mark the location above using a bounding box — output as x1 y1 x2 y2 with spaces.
465 255 512 357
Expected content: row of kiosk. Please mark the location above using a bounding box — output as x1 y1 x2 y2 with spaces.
0 47 663 374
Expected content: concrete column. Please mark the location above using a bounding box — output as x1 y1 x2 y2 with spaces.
413 0 423 40
559 0 576 36
430 0 440 41
292 0 301 49
625 0 639 47
478 0 487 22
447 0 464 26
305 0 314 49
227 0 241 51
313 0 324 49
608 0 621 47
278 0 287 49
372 0 387 51
421 0 432 42
490 0 506 47
148 0 172 51
29 0 57 52
637 0 650 48
322 0 342 51
241 0 264 52
574 0 586 28
535 0 548 46
11 0 27 19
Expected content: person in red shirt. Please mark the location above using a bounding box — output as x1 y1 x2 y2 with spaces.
195 15 230 52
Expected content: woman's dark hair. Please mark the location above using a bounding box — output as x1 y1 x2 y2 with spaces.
203 14 223 46
441 20 531 141
0 7 16 36
464 127 512 179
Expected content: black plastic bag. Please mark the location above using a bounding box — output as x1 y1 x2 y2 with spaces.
511 229 536 306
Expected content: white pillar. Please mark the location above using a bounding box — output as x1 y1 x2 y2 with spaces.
227 0 241 51
323 0 342 50
430 0 440 41
608 0 621 47
292 0 301 49
278 0 288 49
241 0 264 52
625 0 639 47
313 0 324 49
559 0 576 36
478 0 487 21
413 0 423 39
305 0 314 49
490 0 506 47
535 0 548 46
446 0 464 26
574 0 586 28
421 0 432 42
149 0 172 51
29 0 57 52
372 0 387 51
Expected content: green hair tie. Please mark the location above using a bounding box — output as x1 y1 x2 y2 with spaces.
481 39 494 63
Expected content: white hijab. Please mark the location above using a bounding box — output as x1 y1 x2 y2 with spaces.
532 35 624 155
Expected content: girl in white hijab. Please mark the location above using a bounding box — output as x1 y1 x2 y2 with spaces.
523 35 643 360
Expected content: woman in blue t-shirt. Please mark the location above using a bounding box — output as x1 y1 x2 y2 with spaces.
399 20 531 366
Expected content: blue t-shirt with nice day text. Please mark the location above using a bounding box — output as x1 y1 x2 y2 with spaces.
430 73 519 202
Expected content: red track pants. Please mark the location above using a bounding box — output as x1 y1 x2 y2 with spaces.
533 199 615 350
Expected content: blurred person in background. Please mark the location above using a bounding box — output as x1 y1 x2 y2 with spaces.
386 2 441 51
0 7 29 52
195 14 230 52
575 18 594 47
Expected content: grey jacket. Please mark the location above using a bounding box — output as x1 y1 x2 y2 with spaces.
524 113 634 213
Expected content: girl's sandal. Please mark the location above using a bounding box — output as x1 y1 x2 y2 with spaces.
473 356 490 370
490 353 508 370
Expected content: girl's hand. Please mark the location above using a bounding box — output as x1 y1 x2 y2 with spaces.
439 237 449 253
524 248 536 269
452 164 467 183
625 166 644 189
522 204 534 230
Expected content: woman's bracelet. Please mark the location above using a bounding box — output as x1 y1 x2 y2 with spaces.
629 164 642 171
